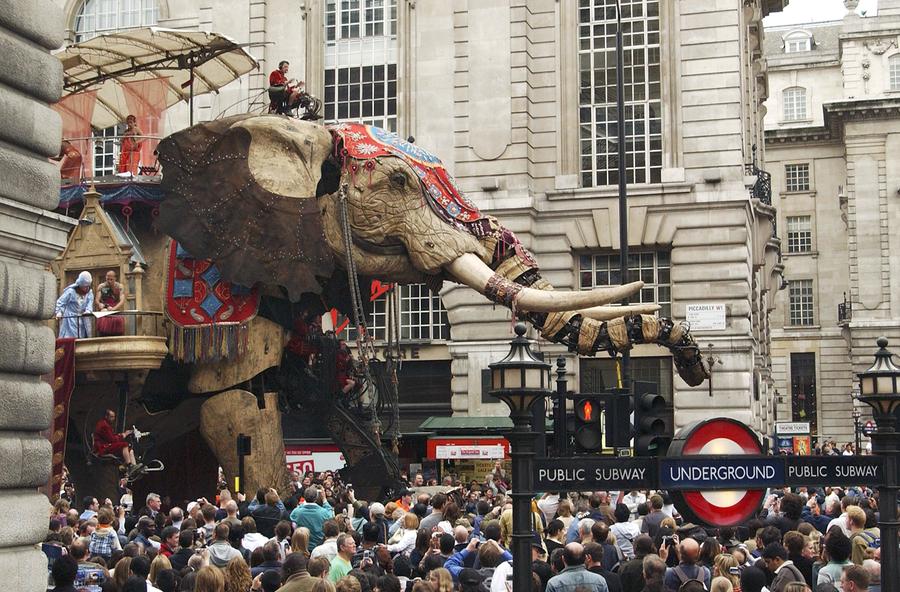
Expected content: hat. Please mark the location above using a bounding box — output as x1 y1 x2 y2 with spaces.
369 502 386 516
76 271 92 287
458 568 484 586
531 532 545 551
398 488 414 496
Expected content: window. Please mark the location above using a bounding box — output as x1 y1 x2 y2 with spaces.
324 0 398 131
788 279 814 326
578 0 662 187
785 163 810 192
784 32 812 53
790 352 817 433
343 283 449 342
783 87 807 121
579 250 670 318
91 125 122 177
74 0 158 41
786 216 812 253
580 356 673 402
890 55 900 91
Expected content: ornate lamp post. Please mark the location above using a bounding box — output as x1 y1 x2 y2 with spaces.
489 323 551 592
856 337 900 592
852 408 861 454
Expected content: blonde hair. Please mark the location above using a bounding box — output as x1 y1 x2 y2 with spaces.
557 499 573 517
428 567 453 592
312 580 337 592
148 554 172 585
223 557 252 592
335 576 361 592
710 576 734 592
195 565 225 592
713 553 740 588
403 512 420 530
292 526 311 556
660 516 677 530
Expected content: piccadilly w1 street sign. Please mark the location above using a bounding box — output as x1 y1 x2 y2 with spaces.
532 455 885 491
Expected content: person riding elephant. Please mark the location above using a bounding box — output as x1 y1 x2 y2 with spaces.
156 115 708 386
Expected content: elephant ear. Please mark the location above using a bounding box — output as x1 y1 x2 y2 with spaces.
157 115 336 301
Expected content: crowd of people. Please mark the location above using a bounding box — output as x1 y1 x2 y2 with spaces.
43 464 888 592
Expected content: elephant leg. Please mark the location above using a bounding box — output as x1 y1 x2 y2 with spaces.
199 390 291 495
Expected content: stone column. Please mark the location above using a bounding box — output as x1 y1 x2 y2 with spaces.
0 1 77 589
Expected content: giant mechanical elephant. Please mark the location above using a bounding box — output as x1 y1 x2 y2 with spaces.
156 115 708 497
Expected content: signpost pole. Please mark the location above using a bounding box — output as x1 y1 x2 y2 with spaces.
554 357 568 456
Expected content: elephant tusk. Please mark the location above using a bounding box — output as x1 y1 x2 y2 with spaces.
446 253 644 313
577 303 661 320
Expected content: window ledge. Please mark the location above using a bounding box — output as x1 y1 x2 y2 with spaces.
783 250 818 257
779 118 814 125
546 181 693 201
781 190 815 197
784 324 820 330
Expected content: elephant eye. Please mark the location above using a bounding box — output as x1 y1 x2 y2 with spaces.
389 171 407 189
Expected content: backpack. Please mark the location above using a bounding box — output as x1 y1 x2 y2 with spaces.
673 565 708 591
853 530 881 549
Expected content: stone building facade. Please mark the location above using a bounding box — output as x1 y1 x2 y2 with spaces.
52 0 785 439
764 0 900 444
0 1 77 589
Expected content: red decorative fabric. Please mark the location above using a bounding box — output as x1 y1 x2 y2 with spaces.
46 338 76 497
52 91 98 177
121 78 169 170
329 123 487 230
165 240 259 327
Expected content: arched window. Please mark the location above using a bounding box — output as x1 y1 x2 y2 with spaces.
74 0 158 42
783 87 807 121
890 55 900 91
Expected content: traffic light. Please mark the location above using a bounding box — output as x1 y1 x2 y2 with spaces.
603 390 632 448
573 395 604 452
633 381 671 456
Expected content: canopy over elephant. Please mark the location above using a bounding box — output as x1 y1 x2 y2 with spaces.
155 115 708 496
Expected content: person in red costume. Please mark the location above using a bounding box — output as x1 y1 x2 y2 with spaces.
117 115 143 174
335 342 358 395
268 60 305 114
93 409 137 468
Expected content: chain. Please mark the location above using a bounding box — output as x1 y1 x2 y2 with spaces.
338 183 376 364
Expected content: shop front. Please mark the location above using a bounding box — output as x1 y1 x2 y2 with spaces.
425 436 511 485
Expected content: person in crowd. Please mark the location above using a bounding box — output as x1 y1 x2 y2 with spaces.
251 540 283 578
610 502 641 561
662 536 711 591
641 495 667 539
545 542 609 592
291 486 335 549
762 542 805 591
117 114 144 175
168 529 196 572
817 530 854 588
311 520 341 563
584 541 622 592
56 270 94 338
840 564 870 592
209 523 244 568
328 533 356 583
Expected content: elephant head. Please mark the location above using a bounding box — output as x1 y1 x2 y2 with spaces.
156 115 708 385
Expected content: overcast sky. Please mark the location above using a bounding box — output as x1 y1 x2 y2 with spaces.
763 0 879 26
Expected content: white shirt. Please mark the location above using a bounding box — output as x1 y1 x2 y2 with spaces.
242 532 269 552
310 538 338 562
827 514 851 537
491 560 513 592
610 521 641 560
537 494 560 525
622 492 646 519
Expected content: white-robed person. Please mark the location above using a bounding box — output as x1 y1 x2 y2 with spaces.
55 271 94 338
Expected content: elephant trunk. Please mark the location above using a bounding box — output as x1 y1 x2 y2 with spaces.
444 239 709 387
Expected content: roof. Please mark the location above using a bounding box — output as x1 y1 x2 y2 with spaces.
106 209 147 266
56 27 258 129
418 416 554 433
763 21 842 65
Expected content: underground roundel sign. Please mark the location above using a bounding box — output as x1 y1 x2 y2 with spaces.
667 418 766 527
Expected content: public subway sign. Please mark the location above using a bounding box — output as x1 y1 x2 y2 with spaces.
532 455 885 491
533 457 652 490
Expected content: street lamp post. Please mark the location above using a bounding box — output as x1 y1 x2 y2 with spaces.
852 408 861 454
856 337 900 592
490 323 552 592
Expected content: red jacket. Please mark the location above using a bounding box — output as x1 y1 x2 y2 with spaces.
93 419 126 454
269 69 288 87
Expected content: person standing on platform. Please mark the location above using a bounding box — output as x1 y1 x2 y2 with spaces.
117 115 143 175
55 271 94 338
